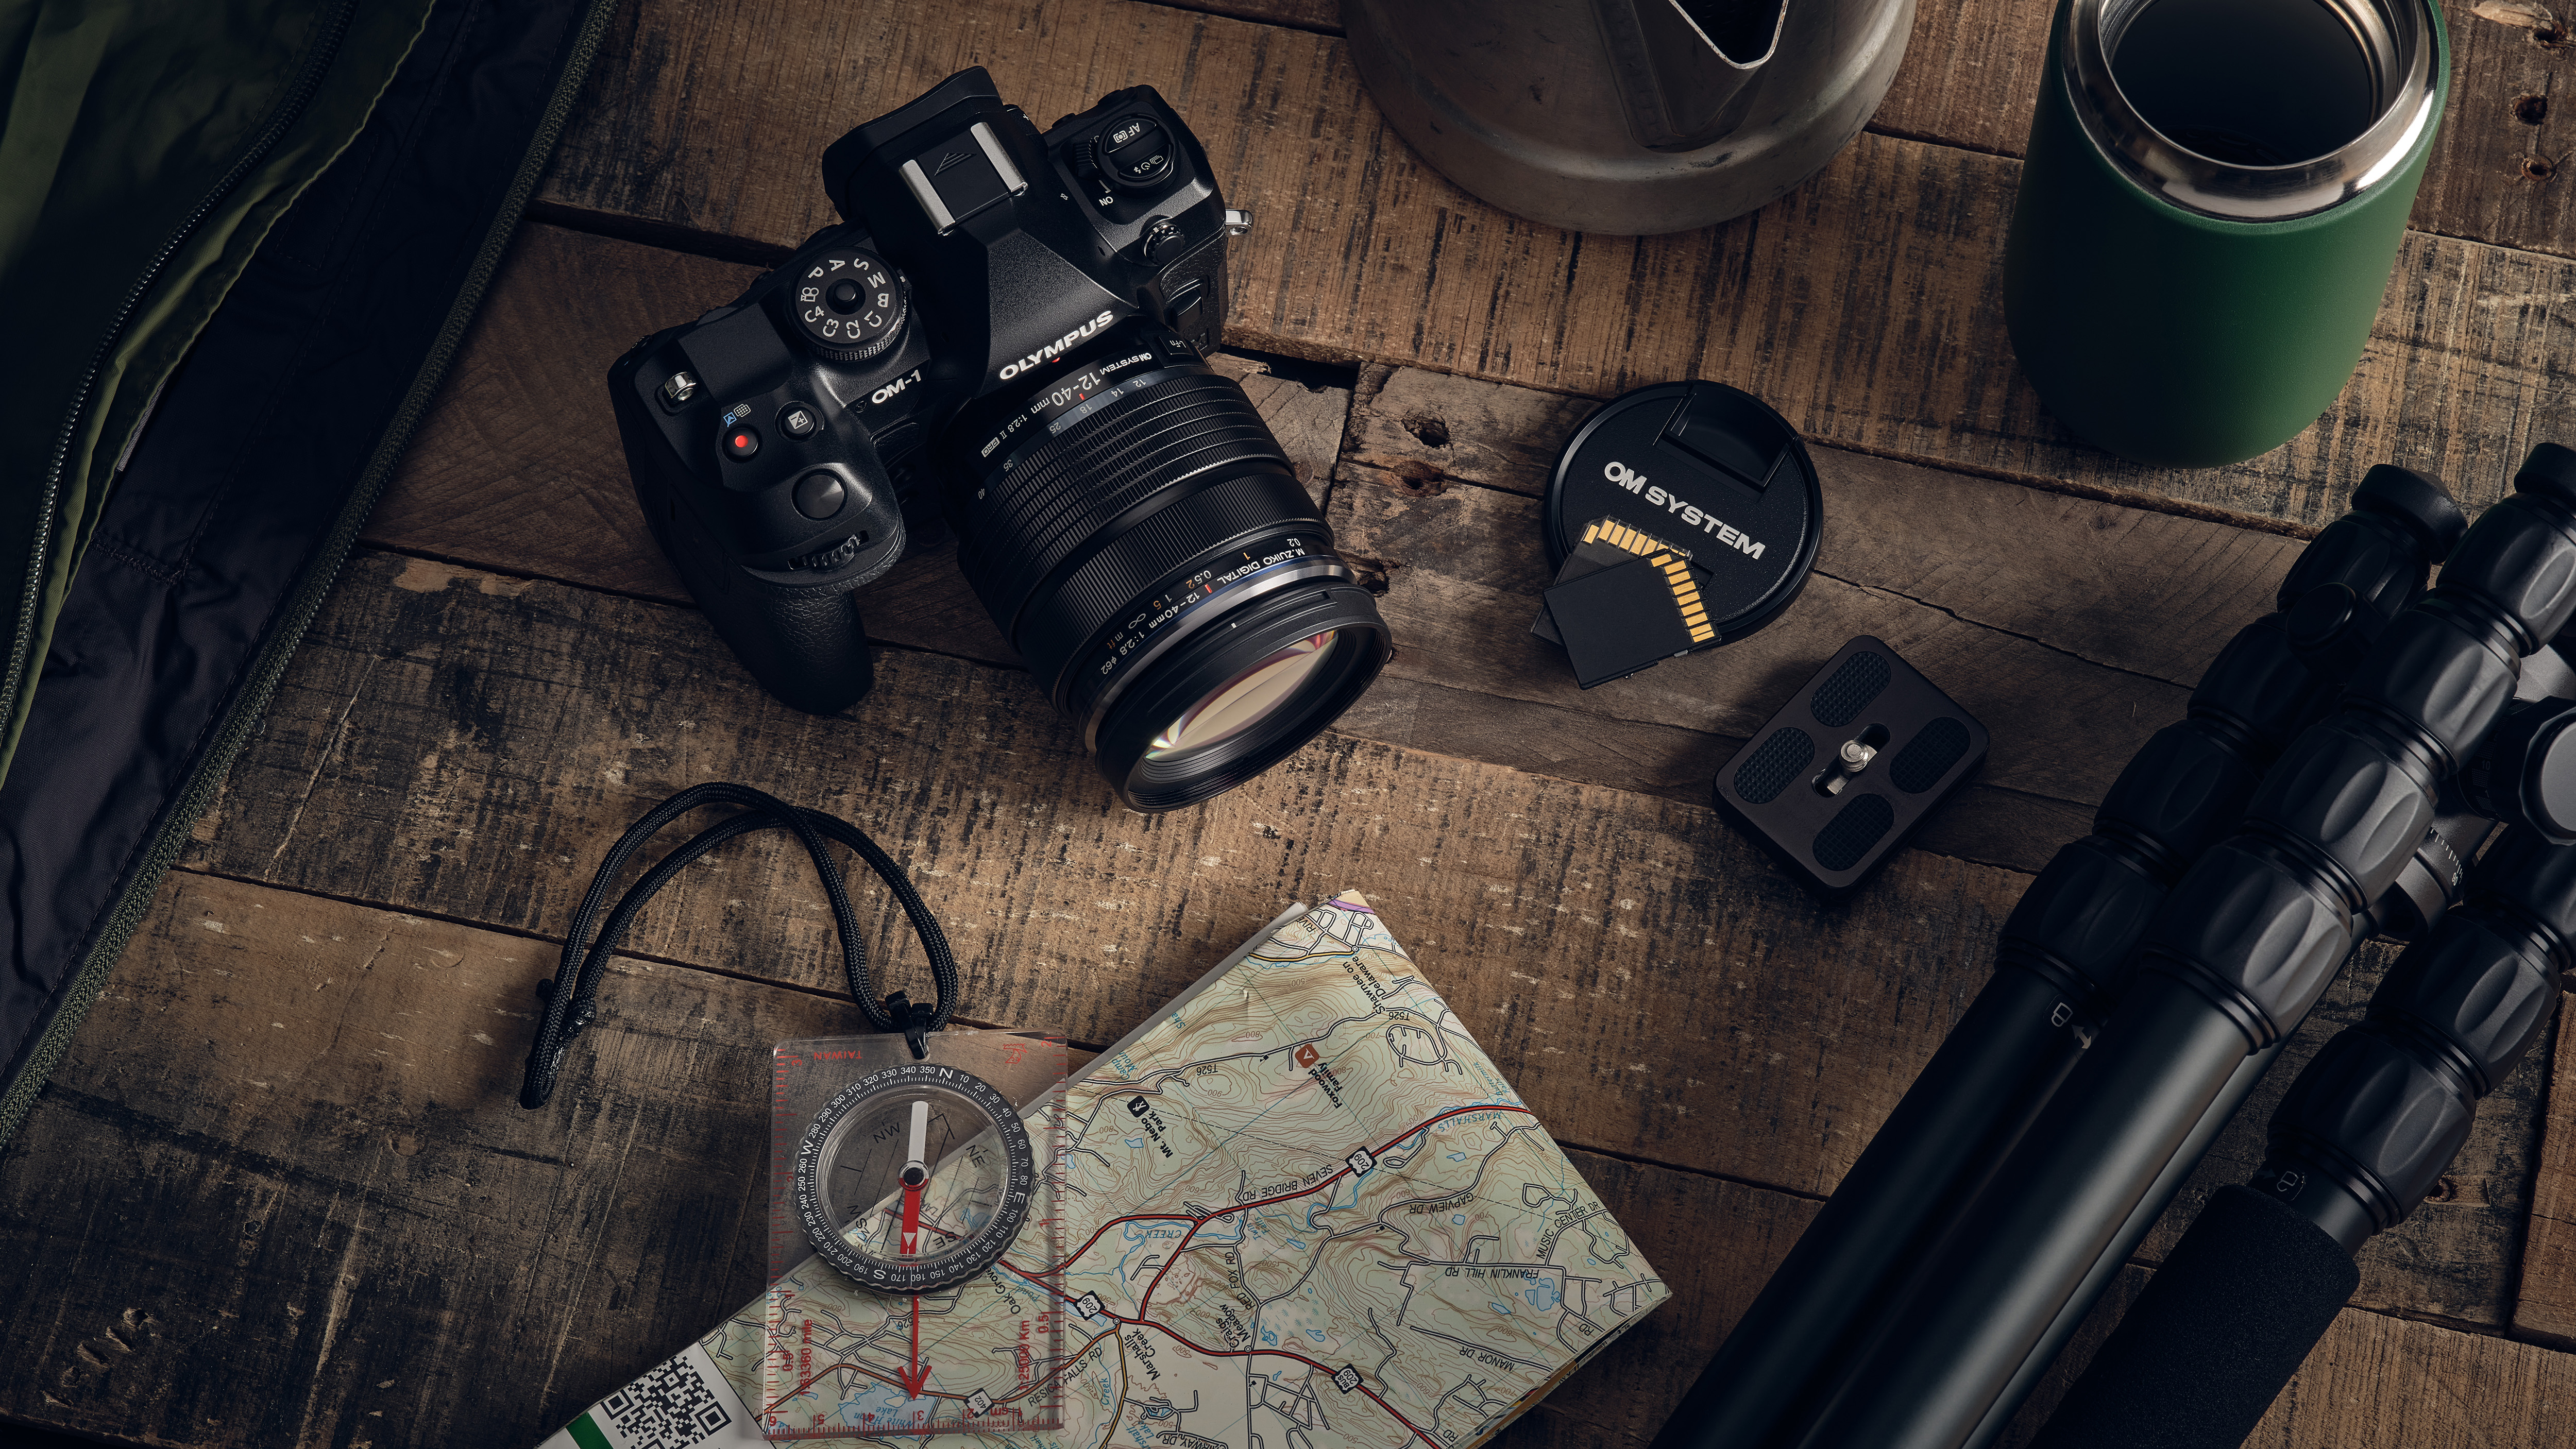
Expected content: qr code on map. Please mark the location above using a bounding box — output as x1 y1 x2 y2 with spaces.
602 1354 731 1448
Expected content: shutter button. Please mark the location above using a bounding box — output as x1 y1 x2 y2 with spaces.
794 471 846 520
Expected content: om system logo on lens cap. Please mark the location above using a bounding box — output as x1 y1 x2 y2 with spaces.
1534 381 1823 687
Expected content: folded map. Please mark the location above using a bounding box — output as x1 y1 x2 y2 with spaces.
537 892 1667 1449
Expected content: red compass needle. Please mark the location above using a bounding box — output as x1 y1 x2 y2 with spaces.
894 1099 934 1400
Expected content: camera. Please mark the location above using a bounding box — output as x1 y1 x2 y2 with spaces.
608 69 1392 811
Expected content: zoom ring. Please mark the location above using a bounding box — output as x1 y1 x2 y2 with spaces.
954 371 1296 636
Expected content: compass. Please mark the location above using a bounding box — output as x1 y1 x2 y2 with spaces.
793 1059 1036 1294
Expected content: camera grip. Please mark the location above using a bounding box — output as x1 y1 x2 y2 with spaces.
648 474 885 716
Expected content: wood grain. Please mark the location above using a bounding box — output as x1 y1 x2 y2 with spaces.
2 866 2559 1449
2518 990 2576 1346
148 550 2535 1325
0 870 1798 1448
180 550 2028 1204
535 0 2576 529
358 211 2554 1328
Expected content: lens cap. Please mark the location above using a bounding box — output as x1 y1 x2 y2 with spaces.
1540 381 1822 679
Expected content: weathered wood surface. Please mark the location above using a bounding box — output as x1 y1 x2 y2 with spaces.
1328 364 2331 870
0 871 1806 1449
139 550 2533 1327
371 223 2294 867
9 868 2562 1449
538 0 2576 528
179 552 2024 1203
2521 990 2576 1346
11 1 2576 1443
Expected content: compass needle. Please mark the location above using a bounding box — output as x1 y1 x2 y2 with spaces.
793 1060 1038 1296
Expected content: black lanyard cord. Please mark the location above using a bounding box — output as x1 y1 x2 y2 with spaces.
518 782 958 1109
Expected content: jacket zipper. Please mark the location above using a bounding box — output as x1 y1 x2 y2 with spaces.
0 0 625 1150
0 0 361 758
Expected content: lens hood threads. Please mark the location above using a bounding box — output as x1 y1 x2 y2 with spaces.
1534 381 1823 688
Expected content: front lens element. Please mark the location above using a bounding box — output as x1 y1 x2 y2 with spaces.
946 323 1391 811
1149 631 1338 759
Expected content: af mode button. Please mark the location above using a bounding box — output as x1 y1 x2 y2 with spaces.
1098 115 1173 190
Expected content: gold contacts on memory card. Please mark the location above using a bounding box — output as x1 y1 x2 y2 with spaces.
1579 520 1715 645
1532 516 1721 688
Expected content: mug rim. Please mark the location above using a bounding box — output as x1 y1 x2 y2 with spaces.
2063 0 2441 222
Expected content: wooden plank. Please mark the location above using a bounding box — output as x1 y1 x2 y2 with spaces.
180 550 2028 1204
535 0 2576 530
1330 473 2190 874
6 871 2567 1449
368 225 2174 868
374 224 2328 864
1145 0 1340 31
2518 990 2576 1346
1328 366 2331 871
160 549 2538 1324
0 866 1812 1448
0 872 839 1448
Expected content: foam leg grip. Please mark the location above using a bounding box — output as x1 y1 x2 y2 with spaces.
2030 1185 2356 1449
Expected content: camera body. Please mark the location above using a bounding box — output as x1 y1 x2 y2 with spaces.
610 69 1389 811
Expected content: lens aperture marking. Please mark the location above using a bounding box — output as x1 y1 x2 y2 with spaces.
975 352 1170 467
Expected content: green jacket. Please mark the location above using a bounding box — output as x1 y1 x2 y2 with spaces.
0 0 436 782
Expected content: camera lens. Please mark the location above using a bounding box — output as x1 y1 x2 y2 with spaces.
944 322 1389 811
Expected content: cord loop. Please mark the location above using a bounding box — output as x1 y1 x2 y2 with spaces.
518 783 958 1108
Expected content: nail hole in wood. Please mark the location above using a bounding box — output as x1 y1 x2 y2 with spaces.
2515 93 2549 126
1402 416 1451 448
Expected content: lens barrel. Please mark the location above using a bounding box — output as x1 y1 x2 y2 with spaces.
945 324 1389 811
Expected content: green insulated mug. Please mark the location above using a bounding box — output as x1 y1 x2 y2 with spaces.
2005 0 2447 467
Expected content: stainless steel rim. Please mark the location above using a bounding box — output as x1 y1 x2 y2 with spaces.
2063 0 2439 221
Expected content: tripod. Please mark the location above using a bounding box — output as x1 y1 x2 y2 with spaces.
1662 445 2576 1449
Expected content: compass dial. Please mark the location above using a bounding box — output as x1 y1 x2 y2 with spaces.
793 1061 1035 1293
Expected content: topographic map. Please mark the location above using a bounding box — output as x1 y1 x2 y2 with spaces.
539 894 1665 1449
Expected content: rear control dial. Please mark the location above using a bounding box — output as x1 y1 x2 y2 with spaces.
1095 116 1174 191
789 247 906 361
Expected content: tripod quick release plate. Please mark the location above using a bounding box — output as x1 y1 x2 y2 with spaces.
1713 636 1989 896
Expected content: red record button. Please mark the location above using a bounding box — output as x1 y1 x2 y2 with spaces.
722 426 760 461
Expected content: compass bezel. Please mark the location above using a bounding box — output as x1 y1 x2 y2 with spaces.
791 1060 1037 1294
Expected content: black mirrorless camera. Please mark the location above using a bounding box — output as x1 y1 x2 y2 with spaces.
608 69 1391 812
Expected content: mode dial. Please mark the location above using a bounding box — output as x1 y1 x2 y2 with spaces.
787 247 907 362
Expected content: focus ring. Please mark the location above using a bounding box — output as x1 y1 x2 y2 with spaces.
1020 470 1324 704
955 372 1290 628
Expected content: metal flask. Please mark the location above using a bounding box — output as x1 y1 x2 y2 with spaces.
1342 0 1918 235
